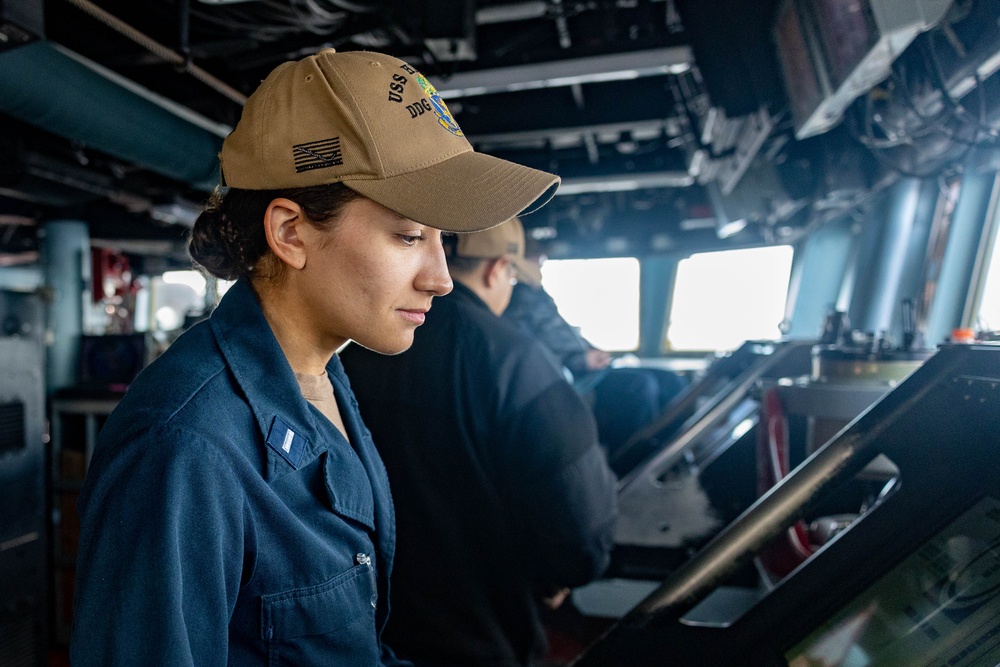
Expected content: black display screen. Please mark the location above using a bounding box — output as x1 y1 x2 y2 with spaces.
785 497 1000 666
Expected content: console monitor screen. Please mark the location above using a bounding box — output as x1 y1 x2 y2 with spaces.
785 496 1000 667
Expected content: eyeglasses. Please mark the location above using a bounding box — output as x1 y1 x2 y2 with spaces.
508 264 518 286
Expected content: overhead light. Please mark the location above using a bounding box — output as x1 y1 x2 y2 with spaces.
545 70 640 88
732 418 755 439
429 46 693 98
705 181 749 240
651 234 674 251
556 171 695 195
605 237 630 253
470 119 676 151
615 131 639 155
549 241 572 257
716 218 747 239
687 149 705 177
150 200 202 227
475 2 548 24
949 46 1000 99
0 251 39 267
558 180 642 195
529 226 558 240
679 217 716 231
425 38 477 63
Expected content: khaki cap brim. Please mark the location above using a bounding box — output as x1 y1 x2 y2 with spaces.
510 255 542 287
343 150 559 233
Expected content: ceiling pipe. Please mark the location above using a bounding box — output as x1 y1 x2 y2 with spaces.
428 46 693 98
0 41 223 190
65 0 247 105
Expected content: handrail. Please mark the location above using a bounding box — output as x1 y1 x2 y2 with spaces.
610 341 762 469
617 342 808 494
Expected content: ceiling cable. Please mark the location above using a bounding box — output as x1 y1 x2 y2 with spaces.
62 0 248 106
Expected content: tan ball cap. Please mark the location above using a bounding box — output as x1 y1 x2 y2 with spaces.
451 217 540 286
220 49 560 233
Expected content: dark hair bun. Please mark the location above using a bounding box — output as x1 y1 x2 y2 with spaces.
189 208 245 281
187 184 360 283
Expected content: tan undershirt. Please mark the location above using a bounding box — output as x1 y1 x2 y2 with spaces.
294 370 350 444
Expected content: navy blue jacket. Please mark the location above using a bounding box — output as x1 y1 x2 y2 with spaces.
341 283 617 666
503 282 594 377
71 280 406 666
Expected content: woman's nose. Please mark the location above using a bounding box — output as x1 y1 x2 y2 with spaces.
417 238 453 296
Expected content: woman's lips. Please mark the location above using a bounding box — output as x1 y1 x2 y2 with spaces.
398 309 427 325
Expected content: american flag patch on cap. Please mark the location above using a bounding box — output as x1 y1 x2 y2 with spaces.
293 137 343 173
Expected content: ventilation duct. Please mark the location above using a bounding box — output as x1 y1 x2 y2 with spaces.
0 41 223 190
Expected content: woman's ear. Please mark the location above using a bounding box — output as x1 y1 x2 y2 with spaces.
263 198 307 270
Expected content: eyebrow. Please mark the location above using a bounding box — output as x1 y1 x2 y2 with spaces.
383 209 418 226
389 213 428 230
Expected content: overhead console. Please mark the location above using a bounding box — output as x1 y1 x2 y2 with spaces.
774 0 953 138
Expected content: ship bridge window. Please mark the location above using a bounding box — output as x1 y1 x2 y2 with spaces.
666 245 793 352
975 202 1000 335
541 257 641 352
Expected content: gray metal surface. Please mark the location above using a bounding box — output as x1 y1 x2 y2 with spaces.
0 335 46 665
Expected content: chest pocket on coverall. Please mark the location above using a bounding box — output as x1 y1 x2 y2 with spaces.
259 450 380 665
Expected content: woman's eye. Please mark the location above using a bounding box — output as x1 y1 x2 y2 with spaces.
398 234 421 246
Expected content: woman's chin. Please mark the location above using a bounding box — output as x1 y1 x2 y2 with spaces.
351 334 414 357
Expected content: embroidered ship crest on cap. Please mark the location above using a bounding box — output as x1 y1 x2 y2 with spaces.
415 74 463 137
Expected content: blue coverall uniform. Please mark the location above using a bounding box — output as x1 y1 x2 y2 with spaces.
71 279 406 666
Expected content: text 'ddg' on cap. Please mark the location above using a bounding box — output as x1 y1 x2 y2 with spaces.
220 49 560 233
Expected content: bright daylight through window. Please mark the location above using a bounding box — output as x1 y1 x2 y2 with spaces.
666 246 794 351
976 213 1000 334
541 257 641 351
